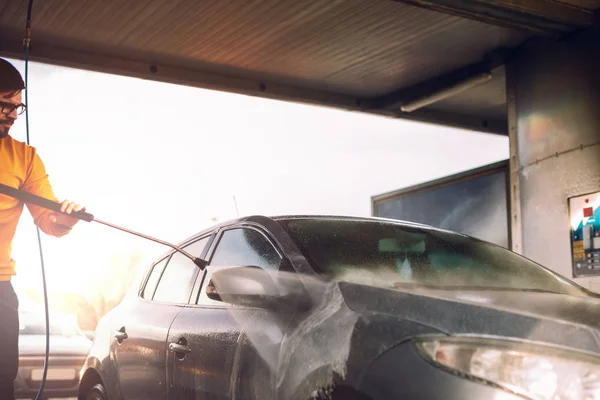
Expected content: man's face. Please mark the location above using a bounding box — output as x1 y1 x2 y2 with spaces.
0 90 23 138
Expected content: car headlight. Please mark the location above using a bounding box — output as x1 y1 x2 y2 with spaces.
414 336 600 400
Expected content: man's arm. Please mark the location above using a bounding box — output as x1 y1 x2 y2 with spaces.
22 150 82 237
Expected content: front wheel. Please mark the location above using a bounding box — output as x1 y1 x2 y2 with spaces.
86 383 108 400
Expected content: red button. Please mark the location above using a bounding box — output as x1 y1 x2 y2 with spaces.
584 207 594 217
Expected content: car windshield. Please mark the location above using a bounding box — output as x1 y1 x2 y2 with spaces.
278 218 589 297
19 312 83 337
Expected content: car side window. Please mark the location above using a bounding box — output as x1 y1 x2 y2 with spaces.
209 227 281 270
141 257 169 299
152 236 210 304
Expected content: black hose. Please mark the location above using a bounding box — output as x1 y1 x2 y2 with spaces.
26 0 34 27
23 1 50 399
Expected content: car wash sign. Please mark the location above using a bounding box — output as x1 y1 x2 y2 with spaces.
570 191 600 277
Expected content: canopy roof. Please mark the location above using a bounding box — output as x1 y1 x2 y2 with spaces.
1 0 597 134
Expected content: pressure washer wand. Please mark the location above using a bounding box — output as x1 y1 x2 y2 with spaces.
0 183 207 269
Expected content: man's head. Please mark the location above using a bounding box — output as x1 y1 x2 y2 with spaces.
0 58 26 138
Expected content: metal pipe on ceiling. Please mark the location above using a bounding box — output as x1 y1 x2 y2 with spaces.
400 72 493 113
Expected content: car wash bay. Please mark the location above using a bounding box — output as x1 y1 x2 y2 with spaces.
0 0 598 293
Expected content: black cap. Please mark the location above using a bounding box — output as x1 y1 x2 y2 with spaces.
0 58 25 93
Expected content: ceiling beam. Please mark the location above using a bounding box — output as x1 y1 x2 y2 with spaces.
0 28 357 109
0 27 506 135
391 0 595 36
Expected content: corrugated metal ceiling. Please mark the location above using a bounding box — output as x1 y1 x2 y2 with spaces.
0 0 596 133
0 0 528 96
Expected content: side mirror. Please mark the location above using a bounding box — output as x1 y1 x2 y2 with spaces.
207 266 310 312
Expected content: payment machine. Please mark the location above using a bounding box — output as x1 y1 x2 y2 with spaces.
570 191 600 277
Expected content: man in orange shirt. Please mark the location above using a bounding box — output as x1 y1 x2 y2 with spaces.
0 58 84 399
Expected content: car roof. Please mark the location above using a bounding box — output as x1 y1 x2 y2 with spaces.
271 214 430 226
150 214 468 264
184 214 458 243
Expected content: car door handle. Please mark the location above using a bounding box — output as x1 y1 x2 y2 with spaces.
168 343 192 354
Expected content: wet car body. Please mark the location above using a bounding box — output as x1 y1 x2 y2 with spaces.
16 310 92 399
78 215 600 400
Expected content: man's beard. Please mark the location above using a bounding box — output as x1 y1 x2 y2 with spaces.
0 121 11 138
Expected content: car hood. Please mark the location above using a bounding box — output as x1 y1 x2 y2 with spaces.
19 335 92 357
338 281 600 355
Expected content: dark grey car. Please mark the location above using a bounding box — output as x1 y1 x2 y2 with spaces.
78 215 600 400
16 310 92 400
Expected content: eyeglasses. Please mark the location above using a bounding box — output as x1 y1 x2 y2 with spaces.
0 102 27 116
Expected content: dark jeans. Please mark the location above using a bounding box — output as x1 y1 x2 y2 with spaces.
0 281 18 400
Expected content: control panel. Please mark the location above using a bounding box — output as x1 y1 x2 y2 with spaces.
570 191 600 277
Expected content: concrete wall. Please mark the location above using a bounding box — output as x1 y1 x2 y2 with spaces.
508 26 600 291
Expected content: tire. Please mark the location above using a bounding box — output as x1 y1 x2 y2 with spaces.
86 383 108 400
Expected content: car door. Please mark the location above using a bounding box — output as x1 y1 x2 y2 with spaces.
110 236 210 400
108 254 181 400
167 225 287 400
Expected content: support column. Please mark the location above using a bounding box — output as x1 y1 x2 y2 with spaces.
507 26 600 290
